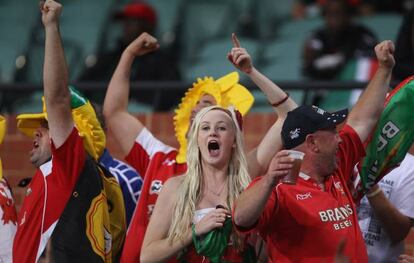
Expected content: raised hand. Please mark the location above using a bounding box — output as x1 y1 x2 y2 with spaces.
227 33 253 74
194 207 229 236
39 0 62 27
125 32 160 57
266 150 294 186
375 40 395 69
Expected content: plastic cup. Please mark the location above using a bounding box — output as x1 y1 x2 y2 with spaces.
281 150 305 185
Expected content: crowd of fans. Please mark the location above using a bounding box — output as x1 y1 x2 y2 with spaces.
2 0 414 262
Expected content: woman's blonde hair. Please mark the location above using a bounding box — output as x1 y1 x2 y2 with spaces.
167 105 251 244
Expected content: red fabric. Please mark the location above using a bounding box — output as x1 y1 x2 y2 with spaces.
121 133 186 263
236 125 368 262
0 179 17 225
13 128 85 263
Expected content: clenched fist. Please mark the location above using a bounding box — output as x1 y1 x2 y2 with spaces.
125 32 160 57
40 0 62 27
375 40 395 69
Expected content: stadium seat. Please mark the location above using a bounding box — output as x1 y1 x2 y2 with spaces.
17 42 82 84
0 42 19 83
145 0 185 45
0 0 38 74
357 14 403 42
12 91 43 114
253 0 295 38
179 1 237 62
182 37 261 82
277 17 324 41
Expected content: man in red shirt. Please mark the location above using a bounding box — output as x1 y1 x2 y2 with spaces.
12 1 121 262
233 40 395 262
12 1 84 262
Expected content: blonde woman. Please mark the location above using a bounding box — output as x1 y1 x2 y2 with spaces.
141 105 253 263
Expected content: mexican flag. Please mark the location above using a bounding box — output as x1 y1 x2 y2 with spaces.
339 57 379 105
321 57 378 112
353 76 414 201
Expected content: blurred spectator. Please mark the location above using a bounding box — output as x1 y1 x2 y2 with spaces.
303 0 377 80
79 1 181 110
357 144 414 262
80 1 180 82
293 0 404 19
359 0 404 14
394 9 414 81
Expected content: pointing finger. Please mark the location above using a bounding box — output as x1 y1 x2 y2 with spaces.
232 33 241 48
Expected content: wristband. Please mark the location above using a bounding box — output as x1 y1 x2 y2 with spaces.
366 187 382 198
270 92 289 107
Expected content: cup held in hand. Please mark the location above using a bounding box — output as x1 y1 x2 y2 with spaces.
282 150 305 185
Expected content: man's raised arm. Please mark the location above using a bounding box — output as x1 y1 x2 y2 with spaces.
103 32 159 156
347 40 395 142
41 0 72 148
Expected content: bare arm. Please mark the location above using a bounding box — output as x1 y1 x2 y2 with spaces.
347 41 395 142
246 118 285 178
103 33 159 156
141 177 230 263
141 177 192 263
366 185 414 244
227 34 298 177
234 151 293 227
41 0 72 148
228 33 297 119
246 68 297 118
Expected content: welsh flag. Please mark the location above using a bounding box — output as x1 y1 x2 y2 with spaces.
353 76 414 201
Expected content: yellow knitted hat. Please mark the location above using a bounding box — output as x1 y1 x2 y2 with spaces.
173 71 254 163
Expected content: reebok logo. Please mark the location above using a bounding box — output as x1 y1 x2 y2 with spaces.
296 192 312 200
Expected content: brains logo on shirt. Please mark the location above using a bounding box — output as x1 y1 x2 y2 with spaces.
150 180 163 195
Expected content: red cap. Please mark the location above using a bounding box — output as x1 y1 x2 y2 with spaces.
114 2 157 25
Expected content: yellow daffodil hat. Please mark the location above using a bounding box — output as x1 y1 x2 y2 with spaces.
16 87 106 160
173 71 254 164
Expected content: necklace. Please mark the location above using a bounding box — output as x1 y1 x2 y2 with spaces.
207 179 228 196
